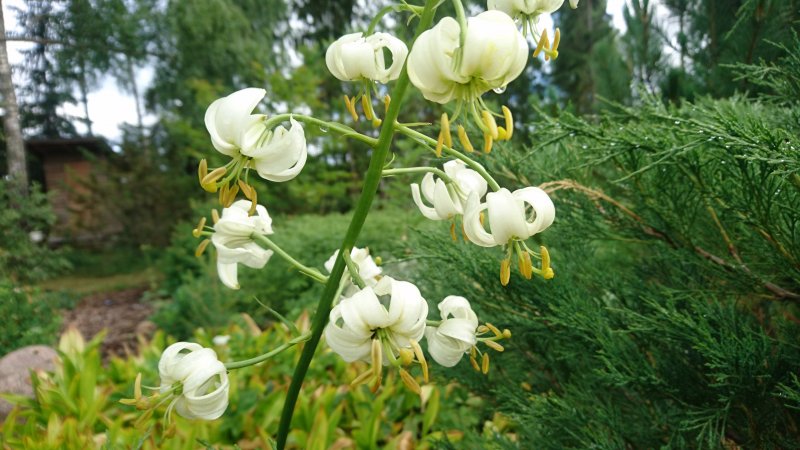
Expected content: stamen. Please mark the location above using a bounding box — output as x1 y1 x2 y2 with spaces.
248 192 258 216
483 132 493 153
198 159 208 184
195 238 211 257
238 180 253 199
470 355 480 372
201 166 227 187
486 323 502 337
224 184 240 207
552 28 561 55
484 340 505 352
441 113 452 148
384 95 391 116
435 130 444 158
218 184 228 205
398 348 414 366
361 95 374 121
497 126 507 141
533 29 549 58
477 325 490 335
372 118 382 127
399 368 421 395
481 110 499 139
211 209 220 224
192 217 206 238
457 125 474 152
350 368 374 386
410 340 429 383
371 338 383 391
502 106 514 140
519 250 533 279
343 95 359 122
481 353 490 374
450 221 458 241
540 246 554 280
502 329 512 339
500 258 511 286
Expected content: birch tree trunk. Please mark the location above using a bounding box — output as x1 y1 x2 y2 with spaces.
0 0 28 193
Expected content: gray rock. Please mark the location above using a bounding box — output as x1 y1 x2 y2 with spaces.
0 345 58 419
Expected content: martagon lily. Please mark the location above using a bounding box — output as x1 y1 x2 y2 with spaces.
326 31 408 124
211 200 274 290
157 342 229 421
324 276 430 392
201 88 308 195
407 10 527 152
464 187 556 284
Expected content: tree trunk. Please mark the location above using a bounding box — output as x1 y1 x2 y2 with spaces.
0 0 28 192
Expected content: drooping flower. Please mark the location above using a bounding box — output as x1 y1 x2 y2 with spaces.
158 342 229 421
211 200 273 290
463 187 556 284
324 247 382 295
464 187 554 247
411 159 488 221
201 88 308 200
408 11 527 104
326 32 409 84
425 296 479 367
326 32 408 125
407 10 527 152
324 276 428 364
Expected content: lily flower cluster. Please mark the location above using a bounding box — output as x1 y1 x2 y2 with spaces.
128 0 576 432
324 274 510 393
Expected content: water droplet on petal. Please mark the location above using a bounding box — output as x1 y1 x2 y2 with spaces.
493 85 507 94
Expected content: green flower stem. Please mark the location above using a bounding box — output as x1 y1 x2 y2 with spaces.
382 166 453 184
366 4 398 35
396 124 502 191
250 233 328 284
224 332 311 370
342 250 367 289
262 113 378 147
274 2 440 448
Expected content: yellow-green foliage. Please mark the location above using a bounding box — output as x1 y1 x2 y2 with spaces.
1 314 493 449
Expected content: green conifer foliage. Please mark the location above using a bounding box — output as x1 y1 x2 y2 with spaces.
410 36 800 448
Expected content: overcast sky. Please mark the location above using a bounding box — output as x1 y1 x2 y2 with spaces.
3 0 631 142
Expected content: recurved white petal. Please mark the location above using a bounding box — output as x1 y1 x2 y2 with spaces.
205 88 266 156
463 192 499 247
246 118 308 182
514 186 555 236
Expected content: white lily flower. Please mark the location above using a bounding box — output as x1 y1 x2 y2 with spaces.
204 88 308 184
325 247 382 295
158 342 229 421
211 200 274 289
488 0 565 18
411 160 488 221
463 187 555 247
324 276 428 363
240 117 307 182
425 296 479 367
326 32 409 84
407 11 528 105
